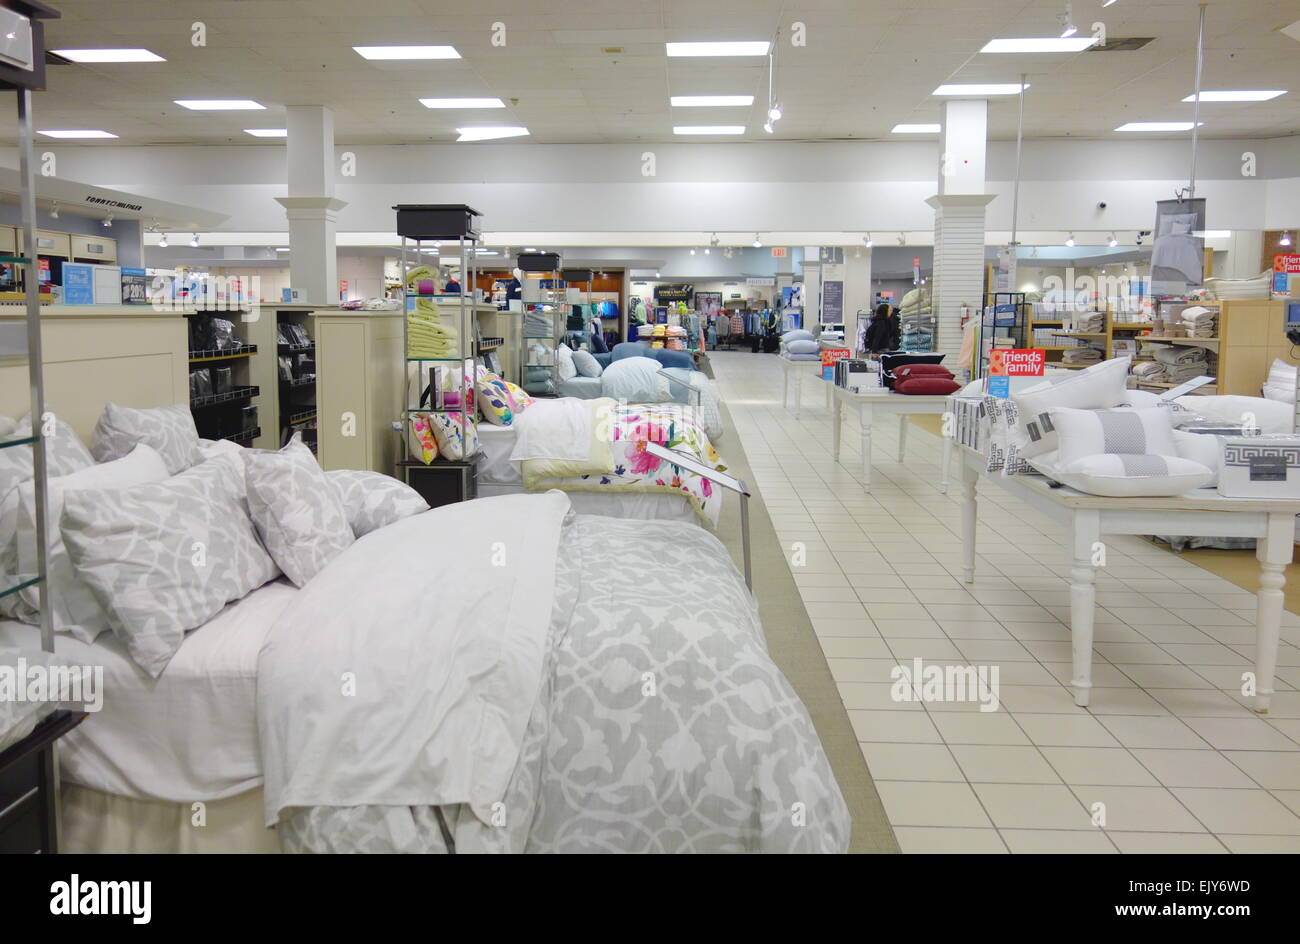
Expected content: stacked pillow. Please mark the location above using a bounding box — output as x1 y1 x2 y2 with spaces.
893 364 959 395
1263 358 1296 404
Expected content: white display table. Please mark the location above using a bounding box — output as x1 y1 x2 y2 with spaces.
779 355 829 419
827 382 953 492
957 445 1296 713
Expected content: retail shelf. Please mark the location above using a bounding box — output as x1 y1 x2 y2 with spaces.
280 376 316 389
0 574 42 601
190 385 260 409
277 342 316 355
406 356 465 363
1139 336 1219 344
287 408 317 425
189 343 257 363
222 426 261 445
0 434 36 451
0 255 30 265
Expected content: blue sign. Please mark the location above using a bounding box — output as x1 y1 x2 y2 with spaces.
987 376 1010 399
62 263 94 305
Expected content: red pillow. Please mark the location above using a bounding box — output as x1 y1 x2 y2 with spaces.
894 364 954 380
895 376 960 395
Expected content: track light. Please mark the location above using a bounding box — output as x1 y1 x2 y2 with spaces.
752 234 762 248
763 120 774 134
710 233 719 247
1282 232 1294 247
49 201 59 219
897 232 907 246
703 246 710 254
190 233 200 248
1065 233 1075 247
157 233 168 248
767 104 782 121
1058 1 1077 37
102 214 113 228
1108 233 1118 247
689 247 696 255
863 233 873 248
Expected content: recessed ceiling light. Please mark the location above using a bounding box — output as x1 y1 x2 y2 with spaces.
353 45 460 60
673 125 745 135
980 37 1098 52
174 100 265 110
669 95 755 107
933 83 1029 96
891 123 941 133
53 48 165 63
244 128 287 137
1181 90 1287 102
1115 121 1203 131
665 41 770 57
38 129 117 138
455 126 529 141
420 98 506 108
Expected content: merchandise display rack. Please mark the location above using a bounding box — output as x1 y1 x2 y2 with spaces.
519 251 564 396
187 309 260 444
276 309 317 452
396 203 482 465
562 267 592 351
976 291 1028 379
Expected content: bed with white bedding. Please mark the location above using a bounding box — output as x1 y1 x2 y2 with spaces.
262 493 849 853
476 397 728 527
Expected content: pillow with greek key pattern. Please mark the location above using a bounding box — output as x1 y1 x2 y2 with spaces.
326 469 428 539
60 452 280 678
242 437 354 587
91 402 203 475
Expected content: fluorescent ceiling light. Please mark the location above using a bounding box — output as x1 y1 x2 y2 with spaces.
673 125 745 135
244 128 287 137
1181 90 1286 102
1193 230 1232 238
275 247 290 252
52 48 165 63
353 45 460 60
455 126 529 141
665 41 770 57
980 37 1097 52
933 83 1029 95
670 95 754 107
891 123 941 133
1115 121 1202 131
420 97 506 108
174 99 265 110
37 129 117 138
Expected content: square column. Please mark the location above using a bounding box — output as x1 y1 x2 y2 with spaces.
276 105 348 305
927 193 995 365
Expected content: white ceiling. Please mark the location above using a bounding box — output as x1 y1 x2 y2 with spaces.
10 0 1300 145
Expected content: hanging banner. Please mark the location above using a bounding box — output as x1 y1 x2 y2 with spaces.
1150 198 1207 297
654 283 693 304
822 279 844 323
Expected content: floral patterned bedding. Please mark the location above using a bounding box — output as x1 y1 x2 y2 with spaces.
524 402 727 527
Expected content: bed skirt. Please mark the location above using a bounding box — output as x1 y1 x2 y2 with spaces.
61 784 280 854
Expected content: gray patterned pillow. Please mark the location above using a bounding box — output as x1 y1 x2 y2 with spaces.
327 469 429 538
0 412 95 494
60 452 280 678
91 402 203 475
242 438 354 587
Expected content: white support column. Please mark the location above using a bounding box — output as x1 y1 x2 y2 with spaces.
927 99 993 364
274 106 347 305
844 248 872 352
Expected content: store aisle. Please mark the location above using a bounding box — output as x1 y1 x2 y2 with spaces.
709 351 1300 854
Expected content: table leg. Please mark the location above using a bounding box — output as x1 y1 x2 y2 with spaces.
941 428 952 494
831 392 842 463
794 367 802 419
897 413 908 463
1068 509 1101 708
782 362 789 409
860 402 874 490
960 459 978 584
1252 512 1292 713
826 381 832 412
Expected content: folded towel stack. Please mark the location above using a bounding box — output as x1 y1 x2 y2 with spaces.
1180 305 1218 339
1070 312 1105 334
1062 346 1104 365
407 304 460 359
637 323 656 339
1131 360 1167 381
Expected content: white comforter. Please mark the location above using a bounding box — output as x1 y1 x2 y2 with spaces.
258 491 570 825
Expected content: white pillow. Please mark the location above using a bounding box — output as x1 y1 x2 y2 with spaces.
1029 450 1213 497
1050 406 1178 468
60 452 280 678
91 402 203 475
242 437 355 587
1173 430 1221 487
1267 358 1296 390
1175 395 1292 433
326 469 428 538
15 444 170 644
555 343 578 382
785 338 820 355
1011 357 1132 463
1263 383 1294 404
601 356 668 403
782 329 815 343
572 348 603 378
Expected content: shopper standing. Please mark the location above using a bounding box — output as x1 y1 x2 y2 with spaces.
863 303 896 354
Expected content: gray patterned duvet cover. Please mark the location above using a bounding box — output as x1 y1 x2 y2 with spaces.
280 514 849 853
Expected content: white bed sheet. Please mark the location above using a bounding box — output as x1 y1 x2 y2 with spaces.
476 425 523 485
0 579 298 803
476 482 702 524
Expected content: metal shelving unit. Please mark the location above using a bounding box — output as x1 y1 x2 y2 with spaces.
518 251 563 396
976 291 1028 379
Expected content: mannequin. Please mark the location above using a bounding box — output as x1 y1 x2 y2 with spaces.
504 266 523 302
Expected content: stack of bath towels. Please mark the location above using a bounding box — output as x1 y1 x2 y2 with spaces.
407 298 459 359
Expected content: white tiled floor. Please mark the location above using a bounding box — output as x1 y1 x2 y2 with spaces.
710 351 1300 854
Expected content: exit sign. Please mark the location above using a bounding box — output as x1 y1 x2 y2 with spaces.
770 247 787 258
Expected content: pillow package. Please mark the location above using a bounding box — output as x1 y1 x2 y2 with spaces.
60 451 280 678
14 444 171 645
91 402 203 475
1010 356 1131 465
327 469 429 538
1029 451 1213 497
1048 406 1178 467
1262 359 1296 404
242 437 355 587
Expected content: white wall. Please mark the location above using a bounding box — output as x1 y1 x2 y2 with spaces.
11 137 1296 237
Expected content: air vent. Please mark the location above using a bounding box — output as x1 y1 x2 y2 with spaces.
1089 37 1155 52
602 46 624 54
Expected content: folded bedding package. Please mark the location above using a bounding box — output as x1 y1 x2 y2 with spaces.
1152 345 1206 367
